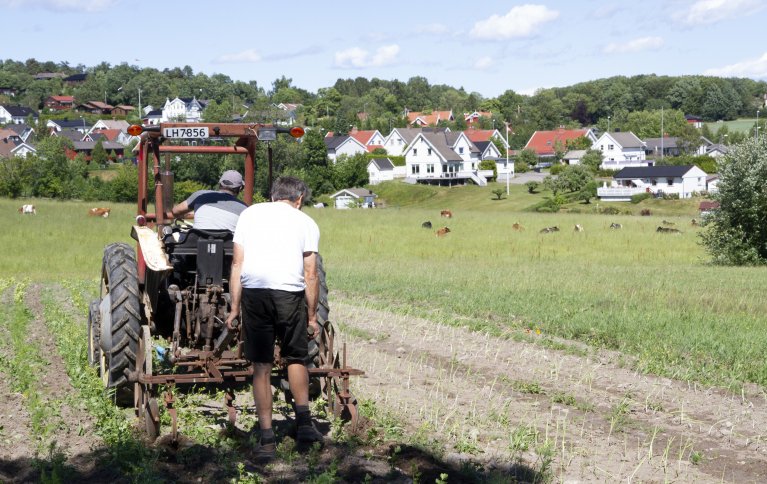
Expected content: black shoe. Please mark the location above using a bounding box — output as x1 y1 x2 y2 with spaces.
252 441 276 462
296 423 324 444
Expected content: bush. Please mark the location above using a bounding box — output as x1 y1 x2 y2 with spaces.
595 205 632 215
640 208 652 216
525 181 539 194
662 192 680 200
514 161 529 173
630 192 652 204
549 164 565 175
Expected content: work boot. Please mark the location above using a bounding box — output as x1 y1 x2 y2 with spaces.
252 440 276 462
296 422 324 444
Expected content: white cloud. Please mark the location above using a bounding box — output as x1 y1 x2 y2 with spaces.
470 4 559 40
675 0 763 25
415 23 450 35
705 52 767 77
603 36 664 54
474 56 493 70
0 0 116 11
334 44 400 69
213 49 262 64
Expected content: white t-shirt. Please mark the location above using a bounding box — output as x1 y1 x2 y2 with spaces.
233 201 320 291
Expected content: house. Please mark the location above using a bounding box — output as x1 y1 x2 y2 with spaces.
0 87 17 97
593 131 649 170
68 140 126 161
367 158 396 185
597 165 707 201
143 109 162 125
464 127 509 149
382 127 450 156
86 128 131 145
348 128 386 152
276 103 302 125
329 188 377 209
0 128 36 158
78 101 114 115
685 114 703 129
445 131 481 169
705 144 729 158
699 200 720 216
111 105 135 116
562 150 587 165
463 111 492 125
90 119 131 133
44 95 75 111
161 97 207 123
7 124 35 143
643 137 681 158
706 175 720 193
472 140 502 161
47 119 90 133
34 72 65 81
406 110 454 127
324 135 368 163
52 128 87 143
403 131 487 186
0 105 38 124
524 127 598 158
63 73 87 85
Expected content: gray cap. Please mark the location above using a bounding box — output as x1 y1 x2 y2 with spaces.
219 170 244 189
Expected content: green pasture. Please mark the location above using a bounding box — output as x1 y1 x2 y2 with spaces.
705 118 757 134
2 195 765 390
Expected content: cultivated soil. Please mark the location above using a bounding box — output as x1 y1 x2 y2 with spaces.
1 284 766 482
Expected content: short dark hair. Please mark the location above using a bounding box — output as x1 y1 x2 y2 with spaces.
271 176 309 203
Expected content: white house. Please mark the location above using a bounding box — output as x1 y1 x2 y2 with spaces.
90 120 131 133
276 103 301 125
349 128 386 151
6 124 35 143
161 97 207 123
46 119 90 133
593 132 649 170
0 105 38 125
382 127 450 156
329 188 377 209
367 158 396 185
706 175 720 193
404 131 487 186
597 165 707 201
562 149 587 165
0 129 36 158
324 135 367 163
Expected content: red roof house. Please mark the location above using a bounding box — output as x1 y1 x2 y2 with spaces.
523 127 597 157
407 110 454 127
44 95 75 111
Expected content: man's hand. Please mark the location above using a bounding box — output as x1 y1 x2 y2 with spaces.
307 316 320 340
226 310 239 330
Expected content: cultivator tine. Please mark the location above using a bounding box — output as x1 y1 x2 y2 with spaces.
225 389 237 426
164 389 178 442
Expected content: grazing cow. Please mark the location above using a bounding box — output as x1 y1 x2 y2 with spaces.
661 220 675 226
18 204 36 215
421 221 433 229
657 226 682 234
440 209 453 218
539 226 560 234
691 218 699 226
313 202 326 208
574 224 584 232
512 222 524 231
435 226 451 237
88 207 111 218
609 223 622 229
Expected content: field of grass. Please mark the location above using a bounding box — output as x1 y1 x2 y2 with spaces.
705 117 757 134
2 193 763 391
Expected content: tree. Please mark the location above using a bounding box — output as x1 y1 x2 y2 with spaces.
332 153 368 189
518 148 538 167
525 181 539 194
578 180 598 204
491 188 505 200
700 138 767 265
557 164 594 192
580 149 603 172
91 140 107 167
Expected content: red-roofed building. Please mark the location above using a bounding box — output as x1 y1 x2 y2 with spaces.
348 127 386 151
407 110 454 127
464 127 509 149
524 127 598 157
463 111 492 124
44 95 74 111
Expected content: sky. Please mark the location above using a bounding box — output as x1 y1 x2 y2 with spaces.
2 0 767 98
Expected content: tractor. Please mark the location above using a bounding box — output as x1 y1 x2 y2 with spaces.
87 122 362 441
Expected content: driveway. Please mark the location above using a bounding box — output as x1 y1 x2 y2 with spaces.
508 171 548 184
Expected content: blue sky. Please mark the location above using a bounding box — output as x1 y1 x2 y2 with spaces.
2 0 767 98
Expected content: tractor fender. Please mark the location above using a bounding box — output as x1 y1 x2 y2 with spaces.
131 225 172 272
99 294 112 353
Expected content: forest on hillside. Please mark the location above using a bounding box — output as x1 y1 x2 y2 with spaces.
1 58 766 149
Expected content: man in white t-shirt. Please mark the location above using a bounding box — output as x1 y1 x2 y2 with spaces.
226 176 323 459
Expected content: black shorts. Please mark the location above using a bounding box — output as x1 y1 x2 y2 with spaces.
241 288 308 364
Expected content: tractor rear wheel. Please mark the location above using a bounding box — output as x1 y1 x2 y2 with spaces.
100 242 142 406
87 299 101 366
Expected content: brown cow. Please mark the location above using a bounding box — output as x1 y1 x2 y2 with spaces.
512 222 524 231
18 204 36 215
88 207 111 218
435 226 451 237
691 218 699 226
440 209 452 218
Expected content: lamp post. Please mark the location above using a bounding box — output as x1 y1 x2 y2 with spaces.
607 115 611 133
757 110 761 142
138 88 142 122
505 121 511 196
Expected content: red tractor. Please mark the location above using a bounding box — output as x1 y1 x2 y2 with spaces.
87 122 361 440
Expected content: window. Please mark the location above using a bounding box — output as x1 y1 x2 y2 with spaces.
399 139 403 145
427 164 434 173
428 148 432 155
651 179 657 186
459 147 464 154
608 144 614 150
413 148 418 156
411 164 420 174
667 178 673 186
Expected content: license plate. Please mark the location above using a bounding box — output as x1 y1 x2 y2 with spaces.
163 127 209 139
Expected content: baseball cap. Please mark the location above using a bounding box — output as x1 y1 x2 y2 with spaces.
219 170 244 189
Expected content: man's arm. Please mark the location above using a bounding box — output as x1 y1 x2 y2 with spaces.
303 251 319 338
166 200 190 220
226 242 244 330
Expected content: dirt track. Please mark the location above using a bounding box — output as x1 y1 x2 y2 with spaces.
3 284 767 482
334 298 767 482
